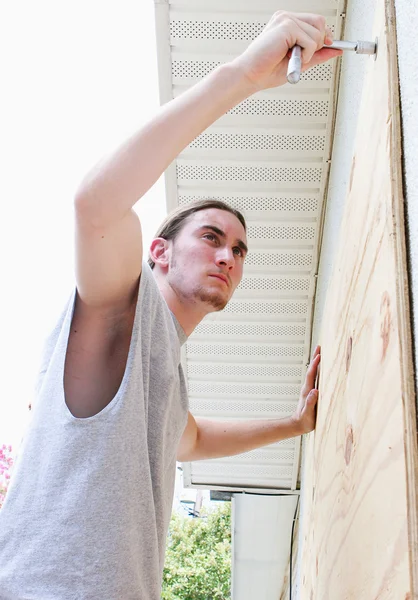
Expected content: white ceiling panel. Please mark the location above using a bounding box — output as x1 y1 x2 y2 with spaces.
154 0 346 491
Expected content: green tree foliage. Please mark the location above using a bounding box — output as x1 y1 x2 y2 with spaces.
162 502 231 600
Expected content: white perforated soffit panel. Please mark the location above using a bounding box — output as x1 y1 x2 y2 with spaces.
154 0 346 492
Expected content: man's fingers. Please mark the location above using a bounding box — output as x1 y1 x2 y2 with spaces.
278 15 326 65
316 361 321 389
291 17 328 63
286 12 326 33
246 11 340 90
309 350 321 369
312 345 321 359
324 26 334 45
303 356 320 393
302 353 321 394
303 47 343 71
307 389 319 406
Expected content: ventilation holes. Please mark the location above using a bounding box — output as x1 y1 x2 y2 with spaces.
192 322 306 338
189 133 326 152
187 362 303 379
222 300 308 316
172 59 222 79
232 448 295 462
186 343 304 358
177 164 321 183
189 398 297 415
247 225 315 240
301 62 333 81
229 98 328 118
173 60 332 85
170 20 265 41
178 195 318 213
245 252 312 269
189 381 300 396
170 20 334 42
237 277 309 292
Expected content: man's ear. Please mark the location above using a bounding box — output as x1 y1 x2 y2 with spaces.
149 237 170 269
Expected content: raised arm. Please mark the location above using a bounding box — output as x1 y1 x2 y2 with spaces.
177 346 321 462
73 12 339 309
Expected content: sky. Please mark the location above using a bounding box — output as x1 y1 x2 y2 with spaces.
0 1 167 449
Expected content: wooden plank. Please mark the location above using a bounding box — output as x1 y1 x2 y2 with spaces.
299 1 418 598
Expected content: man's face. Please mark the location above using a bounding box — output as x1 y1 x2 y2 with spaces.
166 208 248 312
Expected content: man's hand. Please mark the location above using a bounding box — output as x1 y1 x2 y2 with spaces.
293 345 321 434
232 12 342 91
178 346 322 462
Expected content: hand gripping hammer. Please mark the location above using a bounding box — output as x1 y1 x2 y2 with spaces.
287 39 378 84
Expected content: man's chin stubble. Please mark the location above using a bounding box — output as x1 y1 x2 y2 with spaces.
195 288 228 311
168 279 228 311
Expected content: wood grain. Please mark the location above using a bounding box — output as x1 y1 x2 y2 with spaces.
299 1 418 598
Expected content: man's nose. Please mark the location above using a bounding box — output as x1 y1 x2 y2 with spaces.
216 247 234 268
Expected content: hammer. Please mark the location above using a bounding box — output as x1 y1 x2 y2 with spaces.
287 40 377 84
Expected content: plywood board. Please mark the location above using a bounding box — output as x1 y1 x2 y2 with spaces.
299 1 418 598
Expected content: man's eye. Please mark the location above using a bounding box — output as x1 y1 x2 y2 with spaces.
233 247 243 257
203 233 216 241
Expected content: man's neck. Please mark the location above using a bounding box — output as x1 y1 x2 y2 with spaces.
152 270 208 337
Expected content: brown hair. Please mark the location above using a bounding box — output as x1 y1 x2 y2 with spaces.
147 199 246 269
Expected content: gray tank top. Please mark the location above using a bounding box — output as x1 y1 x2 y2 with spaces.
0 263 189 599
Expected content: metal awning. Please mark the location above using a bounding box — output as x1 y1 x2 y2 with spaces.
154 0 345 492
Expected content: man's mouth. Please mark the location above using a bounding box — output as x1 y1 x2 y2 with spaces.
209 274 229 286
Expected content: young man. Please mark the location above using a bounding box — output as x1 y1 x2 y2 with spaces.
0 11 340 600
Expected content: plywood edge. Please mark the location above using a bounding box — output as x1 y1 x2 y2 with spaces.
387 0 418 593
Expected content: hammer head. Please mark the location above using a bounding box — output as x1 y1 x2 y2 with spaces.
356 40 377 55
